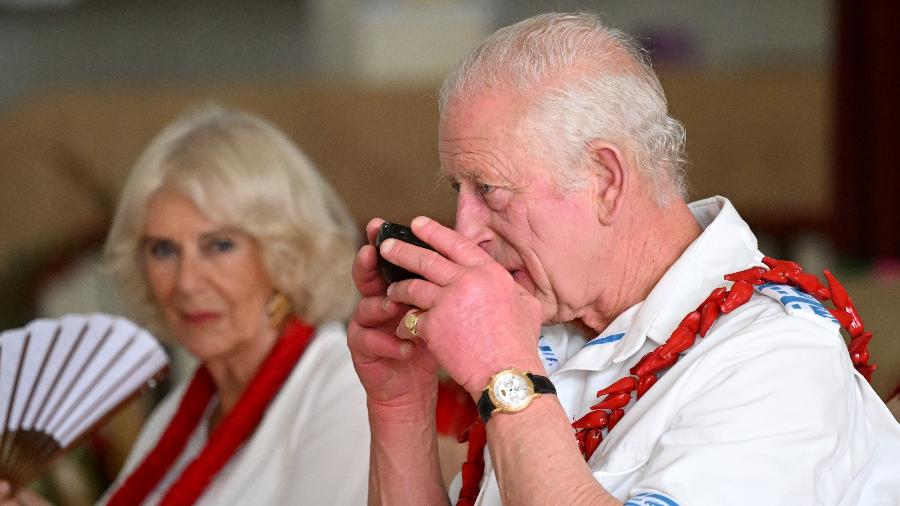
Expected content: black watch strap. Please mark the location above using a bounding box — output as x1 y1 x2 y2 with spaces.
477 391 495 424
527 373 557 395
477 372 556 424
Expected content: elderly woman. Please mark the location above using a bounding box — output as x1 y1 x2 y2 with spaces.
103 105 370 505
1 105 370 505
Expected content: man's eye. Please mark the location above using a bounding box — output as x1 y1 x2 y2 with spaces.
450 182 461 193
147 241 177 259
479 184 495 195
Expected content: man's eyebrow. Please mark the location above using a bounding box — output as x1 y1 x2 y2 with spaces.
456 170 487 182
438 135 491 143
438 170 475 183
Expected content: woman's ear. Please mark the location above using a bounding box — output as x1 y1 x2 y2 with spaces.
586 140 629 225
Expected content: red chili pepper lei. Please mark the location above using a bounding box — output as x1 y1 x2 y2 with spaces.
570 258 877 461
595 376 638 397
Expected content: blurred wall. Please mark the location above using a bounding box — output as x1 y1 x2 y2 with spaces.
0 0 831 110
497 0 831 68
0 0 314 112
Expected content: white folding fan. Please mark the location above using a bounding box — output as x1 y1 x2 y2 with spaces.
0 313 168 489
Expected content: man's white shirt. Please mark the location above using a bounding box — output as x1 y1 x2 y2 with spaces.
455 196 900 505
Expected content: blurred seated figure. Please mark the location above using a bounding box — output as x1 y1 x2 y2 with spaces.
1 105 370 505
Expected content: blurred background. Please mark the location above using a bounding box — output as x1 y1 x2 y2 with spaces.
0 0 897 503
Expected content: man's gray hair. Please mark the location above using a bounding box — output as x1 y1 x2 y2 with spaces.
439 12 687 203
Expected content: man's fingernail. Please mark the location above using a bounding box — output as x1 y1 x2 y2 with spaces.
399 342 412 357
380 238 395 253
412 216 429 228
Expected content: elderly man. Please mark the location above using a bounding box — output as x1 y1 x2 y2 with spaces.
348 12 900 506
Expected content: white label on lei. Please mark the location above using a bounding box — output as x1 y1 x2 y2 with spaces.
754 282 841 327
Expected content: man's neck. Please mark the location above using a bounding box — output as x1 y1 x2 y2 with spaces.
580 197 701 334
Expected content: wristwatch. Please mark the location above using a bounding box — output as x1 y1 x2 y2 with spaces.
477 367 556 423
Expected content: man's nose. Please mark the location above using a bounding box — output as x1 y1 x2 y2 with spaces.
454 192 491 250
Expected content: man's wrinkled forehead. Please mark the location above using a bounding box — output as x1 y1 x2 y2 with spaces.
438 140 519 186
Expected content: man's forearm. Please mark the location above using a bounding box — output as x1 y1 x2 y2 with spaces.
487 396 622 506
367 401 449 506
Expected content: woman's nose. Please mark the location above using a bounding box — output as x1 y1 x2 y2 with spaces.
174 253 206 294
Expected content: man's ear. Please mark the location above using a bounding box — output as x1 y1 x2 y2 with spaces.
586 140 628 225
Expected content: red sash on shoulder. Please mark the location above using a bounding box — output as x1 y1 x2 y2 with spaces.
107 317 314 505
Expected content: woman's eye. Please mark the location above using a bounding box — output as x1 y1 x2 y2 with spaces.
147 240 177 259
208 238 235 253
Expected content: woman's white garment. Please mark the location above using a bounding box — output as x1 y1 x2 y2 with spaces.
454 196 900 506
104 321 369 505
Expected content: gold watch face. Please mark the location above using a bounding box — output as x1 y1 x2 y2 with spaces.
488 369 535 412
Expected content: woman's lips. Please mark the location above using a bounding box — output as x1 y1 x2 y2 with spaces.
181 311 220 325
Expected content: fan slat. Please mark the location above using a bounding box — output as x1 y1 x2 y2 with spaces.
29 322 88 435
54 330 136 443
16 325 60 432
45 322 115 438
0 332 30 465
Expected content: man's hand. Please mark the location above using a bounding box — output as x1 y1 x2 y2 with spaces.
348 219 450 505
380 216 544 398
347 218 440 409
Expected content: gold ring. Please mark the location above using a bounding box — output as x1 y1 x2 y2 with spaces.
404 310 422 337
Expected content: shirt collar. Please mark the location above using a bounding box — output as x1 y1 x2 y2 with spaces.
553 196 763 373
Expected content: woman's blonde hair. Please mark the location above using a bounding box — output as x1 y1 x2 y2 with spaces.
104 104 359 334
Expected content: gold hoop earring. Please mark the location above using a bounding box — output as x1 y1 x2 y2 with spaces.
266 291 293 330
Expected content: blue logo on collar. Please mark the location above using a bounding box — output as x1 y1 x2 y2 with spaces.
537 335 560 373
585 332 626 346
